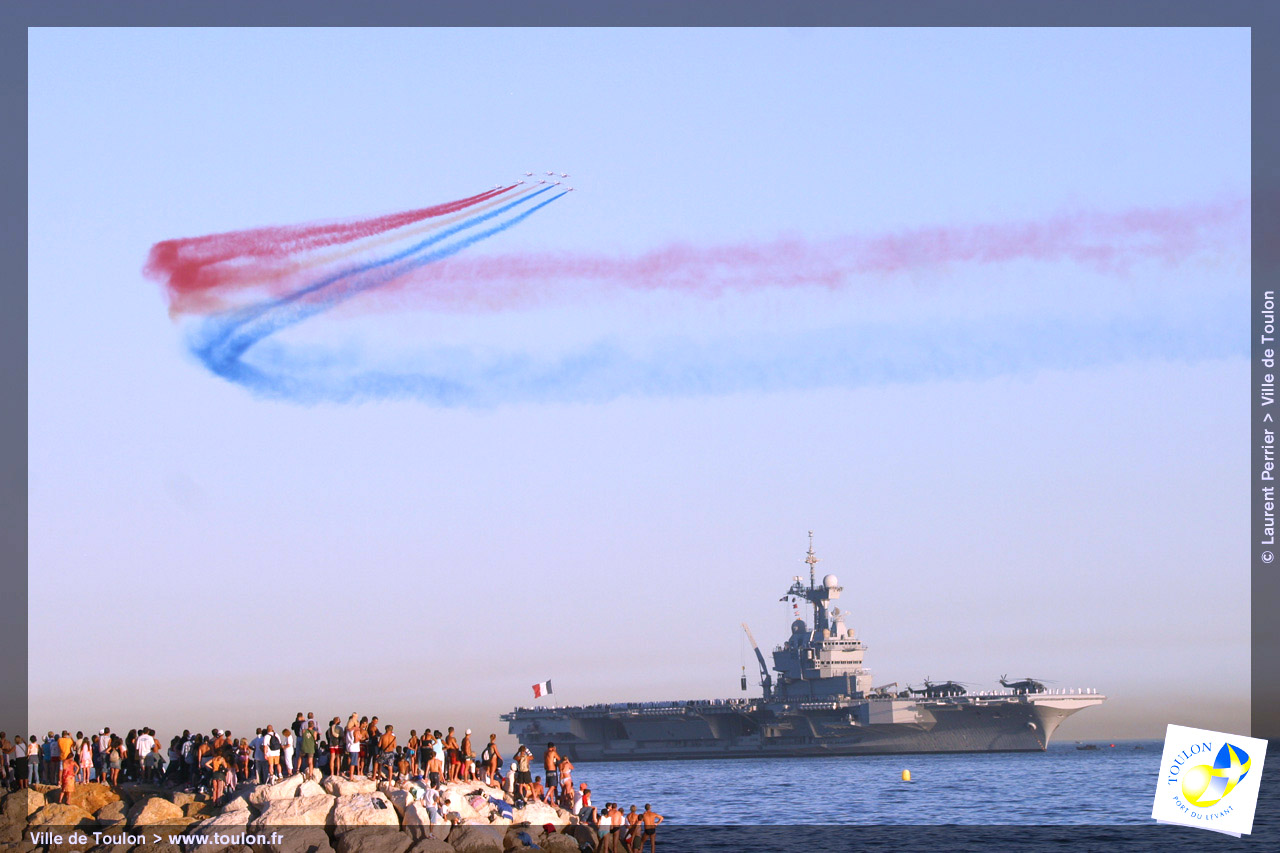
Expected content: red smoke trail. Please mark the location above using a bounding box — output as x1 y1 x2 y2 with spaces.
336 197 1247 314
144 185 515 299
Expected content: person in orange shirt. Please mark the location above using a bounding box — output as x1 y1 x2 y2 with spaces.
57 731 74 762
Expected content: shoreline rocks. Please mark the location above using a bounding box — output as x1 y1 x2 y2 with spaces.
1 773 582 853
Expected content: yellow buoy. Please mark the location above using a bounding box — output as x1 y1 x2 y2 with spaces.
901 769 911 782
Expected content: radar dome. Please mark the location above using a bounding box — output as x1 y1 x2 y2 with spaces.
823 574 839 588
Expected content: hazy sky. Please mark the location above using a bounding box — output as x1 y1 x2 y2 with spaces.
28 27 1248 747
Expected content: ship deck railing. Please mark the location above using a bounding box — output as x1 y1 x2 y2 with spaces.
503 687 1104 716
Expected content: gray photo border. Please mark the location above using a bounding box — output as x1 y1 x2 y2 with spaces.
7 0 1274 843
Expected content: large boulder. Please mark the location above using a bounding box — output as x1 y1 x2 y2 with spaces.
4 788 48 819
513 800 564 829
250 794 337 829
323 776 379 797
297 780 327 799
332 828 410 853
537 834 580 853
447 825 506 853
94 799 129 828
64 782 120 816
128 795 185 827
27 802 96 831
265 826 335 853
249 775 307 806
184 800 216 820
402 803 434 839
167 791 201 810
1 789 49 842
332 793 399 829
384 789 414 820
305 768 324 784
220 794 253 814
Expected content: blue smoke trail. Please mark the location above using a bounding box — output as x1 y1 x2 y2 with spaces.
229 299 1246 406
192 189 566 394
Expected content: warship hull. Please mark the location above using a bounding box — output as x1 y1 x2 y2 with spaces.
504 535 1106 762
503 692 1105 762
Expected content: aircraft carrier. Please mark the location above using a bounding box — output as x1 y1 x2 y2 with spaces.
502 535 1105 761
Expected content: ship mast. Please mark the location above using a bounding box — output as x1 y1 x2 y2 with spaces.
805 530 820 625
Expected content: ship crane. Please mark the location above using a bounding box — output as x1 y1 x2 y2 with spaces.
741 623 774 701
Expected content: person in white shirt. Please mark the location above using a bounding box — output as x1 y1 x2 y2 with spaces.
280 727 296 776
135 729 155 760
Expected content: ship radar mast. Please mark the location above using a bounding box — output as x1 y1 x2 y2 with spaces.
784 532 842 637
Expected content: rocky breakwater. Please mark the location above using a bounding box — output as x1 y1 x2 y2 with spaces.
0 772 583 853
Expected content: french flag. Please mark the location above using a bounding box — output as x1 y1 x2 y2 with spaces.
532 680 553 698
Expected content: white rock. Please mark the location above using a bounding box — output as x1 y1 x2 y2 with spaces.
249 794 337 829
402 802 433 839
324 776 380 797
513 800 565 829
332 793 400 829
249 775 306 806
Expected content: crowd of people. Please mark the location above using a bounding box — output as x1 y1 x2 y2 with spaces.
0 718 664 853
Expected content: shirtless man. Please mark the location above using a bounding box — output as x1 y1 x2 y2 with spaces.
376 725 396 781
460 729 474 781
638 805 664 853
426 746 444 788
443 727 460 782
623 805 641 852
605 803 624 853
543 742 560 800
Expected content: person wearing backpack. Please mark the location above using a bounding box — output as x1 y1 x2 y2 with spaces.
263 725 282 782
482 734 501 785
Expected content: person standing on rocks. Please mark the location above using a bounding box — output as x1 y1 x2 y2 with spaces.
638 805 664 853
250 728 266 784
460 729 475 781
10 735 26 789
327 717 343 776
300 720 318 774
543 742 560 801
376 725 396 781
57 753 76 803
426 741 443 788
344 719 361 779
443 727 460 782
622 806 641 853
280 724 296 776
514 745 533 801
292 712 305 740
264 725 283 781
208 748 228 803
559 755 574 802
106 735 123 785
482 734 501 784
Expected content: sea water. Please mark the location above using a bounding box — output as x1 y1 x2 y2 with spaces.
571 740 1274 826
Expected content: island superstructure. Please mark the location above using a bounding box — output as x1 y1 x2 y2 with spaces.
502 534 1105 761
